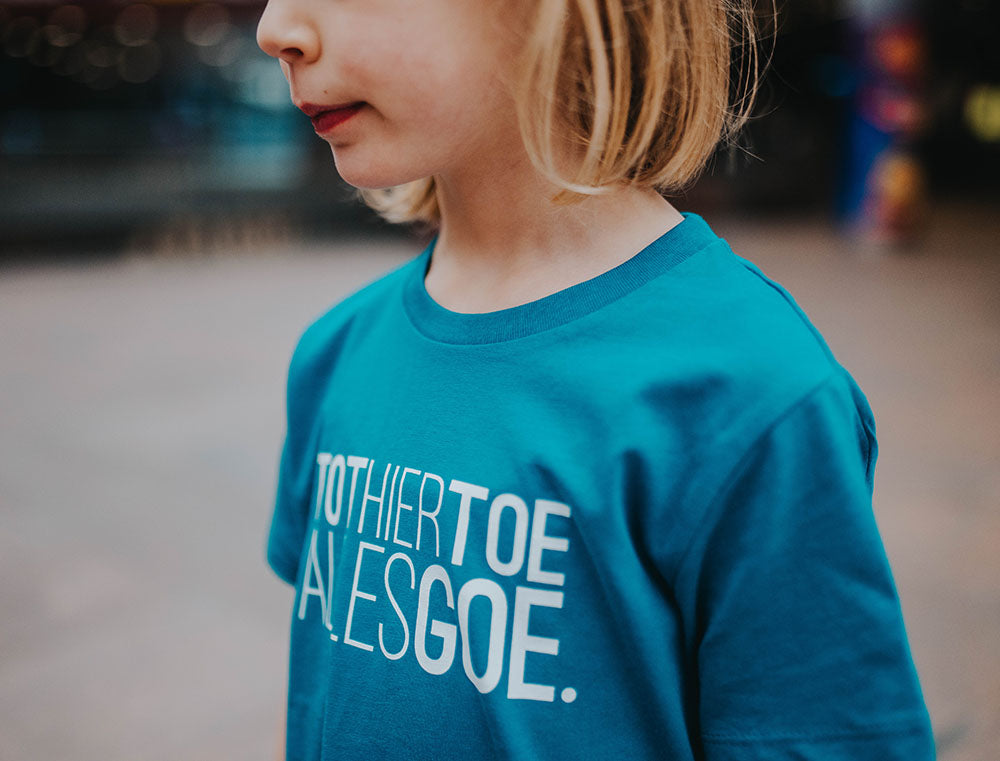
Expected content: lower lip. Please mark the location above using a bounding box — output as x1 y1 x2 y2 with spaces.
311 104 365 134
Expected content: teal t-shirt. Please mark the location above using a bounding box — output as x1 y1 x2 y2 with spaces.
267 213 934 760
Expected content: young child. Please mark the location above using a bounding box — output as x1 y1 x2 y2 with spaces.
257 1 935 759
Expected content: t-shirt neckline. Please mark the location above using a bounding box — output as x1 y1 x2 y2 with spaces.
402 212 717 345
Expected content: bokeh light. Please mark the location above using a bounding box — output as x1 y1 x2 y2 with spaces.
44 5 86 47
965 85 1000 142
183 3 231 48
114 4 158 48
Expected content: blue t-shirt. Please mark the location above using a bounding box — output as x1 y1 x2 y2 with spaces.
267 213 934 760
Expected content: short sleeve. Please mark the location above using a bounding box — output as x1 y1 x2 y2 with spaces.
265 337 324 586
266 432 309 585
673 371 935 759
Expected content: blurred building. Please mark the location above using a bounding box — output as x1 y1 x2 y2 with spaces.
0 0 370 253
0 0 997 254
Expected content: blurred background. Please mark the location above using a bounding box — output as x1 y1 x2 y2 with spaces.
0 0 997 759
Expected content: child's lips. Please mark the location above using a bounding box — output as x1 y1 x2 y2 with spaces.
298 101 366 134
296 101 363 117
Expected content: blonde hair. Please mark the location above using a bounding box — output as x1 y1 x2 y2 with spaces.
358 0 766 229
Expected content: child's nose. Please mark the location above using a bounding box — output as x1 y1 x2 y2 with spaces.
256 0 320 64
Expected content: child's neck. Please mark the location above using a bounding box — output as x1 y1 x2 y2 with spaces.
425 182 684 315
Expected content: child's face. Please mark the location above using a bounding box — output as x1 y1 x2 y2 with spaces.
257 0 525 190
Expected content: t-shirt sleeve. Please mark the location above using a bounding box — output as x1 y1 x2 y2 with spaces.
672 370 935 759
265 337 323 586
266 432 309 585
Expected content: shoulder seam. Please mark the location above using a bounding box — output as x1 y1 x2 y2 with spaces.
735 256 839 367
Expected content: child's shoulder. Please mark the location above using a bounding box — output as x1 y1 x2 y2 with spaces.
622 221 845 399
603 221 873 467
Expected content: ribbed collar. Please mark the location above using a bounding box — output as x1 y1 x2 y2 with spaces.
402 212 718 345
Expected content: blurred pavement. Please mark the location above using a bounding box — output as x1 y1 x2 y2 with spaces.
1 204 998 760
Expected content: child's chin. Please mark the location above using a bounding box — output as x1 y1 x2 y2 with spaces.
331 154 427 192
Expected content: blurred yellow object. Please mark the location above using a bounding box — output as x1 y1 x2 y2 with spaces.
964 85 1000 143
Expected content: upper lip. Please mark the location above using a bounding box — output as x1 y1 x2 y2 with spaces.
296 101 364 117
